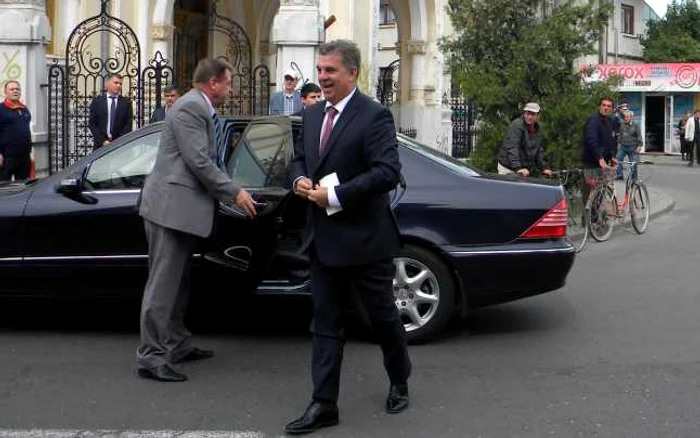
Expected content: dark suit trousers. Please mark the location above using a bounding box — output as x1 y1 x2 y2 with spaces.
0 154 30 181
137 219 196 368
310 256 411 403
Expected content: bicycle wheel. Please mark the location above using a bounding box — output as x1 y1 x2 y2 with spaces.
566 189 588 252
588 186 617 242
630 182 650 234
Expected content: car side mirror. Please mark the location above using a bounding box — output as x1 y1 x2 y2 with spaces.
56 176 82 196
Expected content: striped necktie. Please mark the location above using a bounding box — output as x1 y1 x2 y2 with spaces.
212 112 226 170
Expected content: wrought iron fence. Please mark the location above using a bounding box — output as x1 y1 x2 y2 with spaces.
398 126 417 139
445 94 480 158
47 0 271 174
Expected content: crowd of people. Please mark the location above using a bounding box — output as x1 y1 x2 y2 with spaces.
496 97 648 202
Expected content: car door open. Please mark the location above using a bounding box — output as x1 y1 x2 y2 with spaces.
202 117 297 291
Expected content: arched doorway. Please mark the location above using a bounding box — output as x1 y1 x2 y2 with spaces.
173 0 270 116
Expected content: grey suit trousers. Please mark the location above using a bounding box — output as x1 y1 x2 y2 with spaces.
137 219 197 368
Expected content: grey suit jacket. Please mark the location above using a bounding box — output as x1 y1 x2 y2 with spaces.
139 89 240 238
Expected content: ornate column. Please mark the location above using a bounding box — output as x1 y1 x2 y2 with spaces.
407 39 426 105
151 24 175 60
272 0 325 89
0 0 52 175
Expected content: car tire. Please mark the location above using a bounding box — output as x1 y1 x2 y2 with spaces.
393 244 456 345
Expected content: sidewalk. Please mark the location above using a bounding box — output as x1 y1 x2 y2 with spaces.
619 152 676 222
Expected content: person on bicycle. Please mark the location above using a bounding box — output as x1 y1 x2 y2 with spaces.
497 102 553 177
582 97 618 204
615 110 642 180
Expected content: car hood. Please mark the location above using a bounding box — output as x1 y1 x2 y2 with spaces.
0 180 34 195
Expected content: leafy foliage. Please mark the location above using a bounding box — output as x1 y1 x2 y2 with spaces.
641 0 700 62
441 0 619 171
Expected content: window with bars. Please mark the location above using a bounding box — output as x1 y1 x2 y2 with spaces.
622 4 635 36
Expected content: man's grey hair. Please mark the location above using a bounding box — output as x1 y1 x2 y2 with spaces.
192 58 233 85
318 40 361 77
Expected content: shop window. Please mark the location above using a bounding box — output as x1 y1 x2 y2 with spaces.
622 4 635 36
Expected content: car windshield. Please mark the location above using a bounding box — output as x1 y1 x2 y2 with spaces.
397 134 480 177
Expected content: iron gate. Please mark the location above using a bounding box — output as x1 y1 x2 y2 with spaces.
48 0 141 174
377 59 400 107
209 2 270 117
48 0 271 174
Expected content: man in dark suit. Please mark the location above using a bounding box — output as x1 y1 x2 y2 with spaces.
88 73 133 150
150 85 181 123
137 58 257 382
285 40 411 435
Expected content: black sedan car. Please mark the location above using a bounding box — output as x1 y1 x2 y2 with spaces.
0 116 574 343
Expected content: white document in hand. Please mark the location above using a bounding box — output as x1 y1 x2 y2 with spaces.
319 172 342 216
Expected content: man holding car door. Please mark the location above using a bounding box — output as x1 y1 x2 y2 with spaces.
136 58 257 382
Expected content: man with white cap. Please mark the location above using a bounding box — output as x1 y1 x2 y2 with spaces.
497 102 552 177
269 67 302 115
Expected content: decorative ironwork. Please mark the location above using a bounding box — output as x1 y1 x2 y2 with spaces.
398 126 417 139
209 0 270 116
140 51 175 125
377 59 400 107
47 63 66 175
445 92 478 158
48 0 141 173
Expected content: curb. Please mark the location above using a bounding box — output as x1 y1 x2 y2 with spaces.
570 186 675 241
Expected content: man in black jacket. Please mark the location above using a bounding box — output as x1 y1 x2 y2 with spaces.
0 81 32 181
89 73 133 150
149 85 181 123
582 97 618 203
497 102 552 177
285 40 411 435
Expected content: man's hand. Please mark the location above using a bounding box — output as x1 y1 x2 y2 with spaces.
517 168 530 177
598 158 609 169
234 189 257 218
542 168 553 177
305 184 329 208
0 154 3 167
611 157 618 167
294 176 313 197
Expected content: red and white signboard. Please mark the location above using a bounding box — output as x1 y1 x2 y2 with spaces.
584 63 700 92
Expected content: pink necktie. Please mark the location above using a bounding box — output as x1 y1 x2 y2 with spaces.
319 106 338 154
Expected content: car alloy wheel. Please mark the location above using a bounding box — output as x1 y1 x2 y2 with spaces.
392 245 455 344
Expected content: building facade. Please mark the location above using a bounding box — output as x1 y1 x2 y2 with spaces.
0 0 452 176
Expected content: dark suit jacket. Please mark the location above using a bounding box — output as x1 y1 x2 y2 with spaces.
288 91 402 267
88 94 133 149
150 107 166 123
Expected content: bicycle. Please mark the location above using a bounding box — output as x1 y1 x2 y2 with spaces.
586 160 650 242
550 168 588 252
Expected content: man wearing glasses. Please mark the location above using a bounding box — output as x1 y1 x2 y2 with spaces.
269 68 302 115
582 97 618 203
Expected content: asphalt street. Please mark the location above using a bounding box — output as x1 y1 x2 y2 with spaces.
1 156 699 437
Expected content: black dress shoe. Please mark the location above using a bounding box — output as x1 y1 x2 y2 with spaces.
386 384 409 414
284 401 339 435
137 364 187 382
173 347 214 364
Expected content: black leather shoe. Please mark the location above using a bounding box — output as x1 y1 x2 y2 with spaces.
137 364 187 382
386 384 409 414
173 347 214 364
284 401 339 435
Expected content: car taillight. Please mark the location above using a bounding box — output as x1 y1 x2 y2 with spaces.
519 198 568 239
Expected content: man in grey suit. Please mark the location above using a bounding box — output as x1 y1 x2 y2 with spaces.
137 58 257 382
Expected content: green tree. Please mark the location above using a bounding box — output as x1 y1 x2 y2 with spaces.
441 0 619 171
641 0 700 62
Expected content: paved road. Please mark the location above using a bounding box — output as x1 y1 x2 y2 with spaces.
1 159 699 437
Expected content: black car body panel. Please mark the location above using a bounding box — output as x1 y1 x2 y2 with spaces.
0 117 575 317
